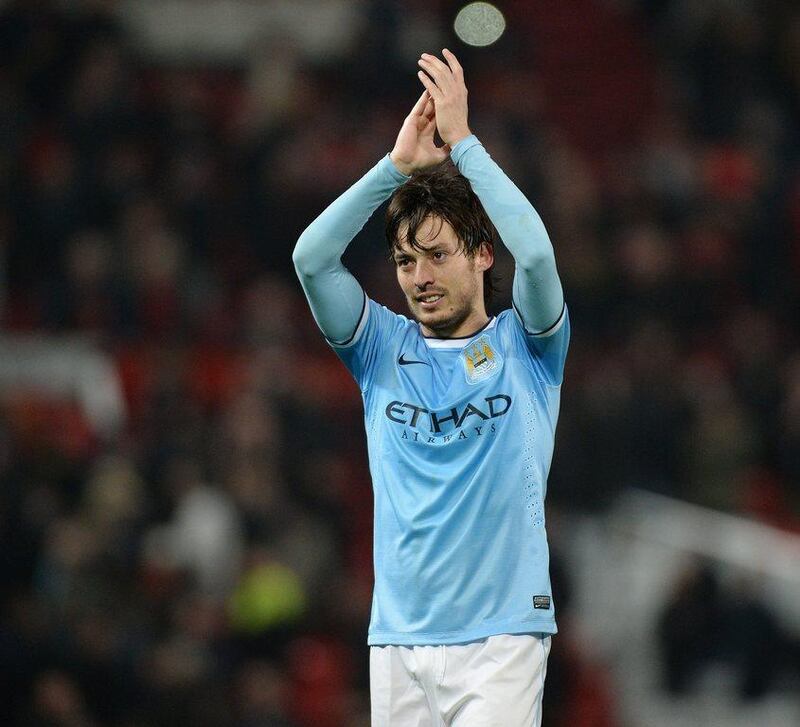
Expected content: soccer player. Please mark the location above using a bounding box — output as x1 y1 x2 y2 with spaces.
293 49 568 726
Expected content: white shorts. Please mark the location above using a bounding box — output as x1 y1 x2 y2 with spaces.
370 633 551 726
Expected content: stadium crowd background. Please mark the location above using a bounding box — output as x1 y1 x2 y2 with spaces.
1 0 799 725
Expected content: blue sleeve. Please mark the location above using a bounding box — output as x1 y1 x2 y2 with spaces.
509 305 570 387
292 155 409 344
450 135 564 335
330 298 405 391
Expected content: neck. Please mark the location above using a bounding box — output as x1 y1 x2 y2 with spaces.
421 307 490 339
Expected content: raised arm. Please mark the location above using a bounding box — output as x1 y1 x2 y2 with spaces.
417 50 564 333
292 158 405 344
293 91 449 343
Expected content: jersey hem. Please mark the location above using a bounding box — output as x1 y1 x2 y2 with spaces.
367 618 557 646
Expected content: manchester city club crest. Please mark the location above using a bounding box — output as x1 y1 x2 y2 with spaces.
462 335 502 384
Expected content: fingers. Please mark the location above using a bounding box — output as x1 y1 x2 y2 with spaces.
416 95 436 127
417 69 443 101
418 53 452 92
442 48 463 78
416 96 437 135
420 114 436 139
410 89 429 116
420 52 450 74
418 50 466 99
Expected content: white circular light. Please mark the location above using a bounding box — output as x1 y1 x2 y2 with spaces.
454 2 506 47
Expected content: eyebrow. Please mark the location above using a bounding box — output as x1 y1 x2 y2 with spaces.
394 243 448 260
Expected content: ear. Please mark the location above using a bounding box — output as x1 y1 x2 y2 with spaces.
475 241 494 272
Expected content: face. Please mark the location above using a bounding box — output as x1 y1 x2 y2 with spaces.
393 215 493 338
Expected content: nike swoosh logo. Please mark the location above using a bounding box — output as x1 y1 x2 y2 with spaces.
398 354 429 366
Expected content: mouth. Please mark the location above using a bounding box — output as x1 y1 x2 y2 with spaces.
416 293 444 310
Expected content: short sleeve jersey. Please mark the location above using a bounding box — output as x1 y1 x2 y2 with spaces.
332 296 569 646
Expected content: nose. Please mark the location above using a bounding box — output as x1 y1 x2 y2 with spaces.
413 259 434 290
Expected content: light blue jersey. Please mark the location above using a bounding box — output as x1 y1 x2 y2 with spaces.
293 134 568 646
333 298 568 645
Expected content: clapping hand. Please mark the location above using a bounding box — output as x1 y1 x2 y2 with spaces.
390 90 450 176
417 49 471 148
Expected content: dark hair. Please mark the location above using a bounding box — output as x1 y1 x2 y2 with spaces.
385 162 498 305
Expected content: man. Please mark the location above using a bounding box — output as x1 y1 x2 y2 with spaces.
293 49 568 726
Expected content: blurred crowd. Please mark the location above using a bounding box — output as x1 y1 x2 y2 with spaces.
658 560 800 702
1 0 799 725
